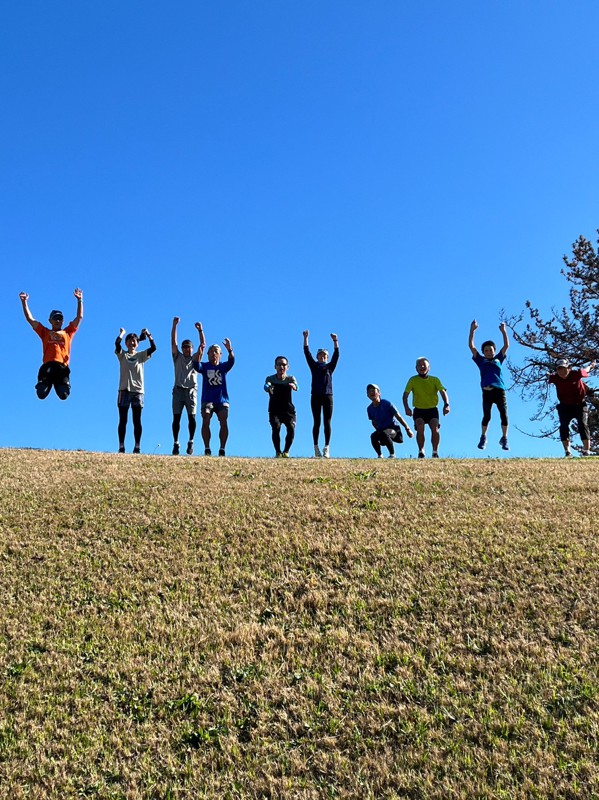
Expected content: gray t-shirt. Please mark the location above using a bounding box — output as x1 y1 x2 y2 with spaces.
117 349 151 393
173 350 197 389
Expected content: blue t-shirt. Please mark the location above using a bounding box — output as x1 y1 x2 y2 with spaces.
473 351 506 390
194 355 235 404
367 399 400 430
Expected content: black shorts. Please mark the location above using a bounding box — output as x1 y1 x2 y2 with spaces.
413 407 440 425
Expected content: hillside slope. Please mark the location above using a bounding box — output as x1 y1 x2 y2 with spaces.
0 450 597 798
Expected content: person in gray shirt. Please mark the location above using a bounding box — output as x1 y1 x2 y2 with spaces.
171 317 205 455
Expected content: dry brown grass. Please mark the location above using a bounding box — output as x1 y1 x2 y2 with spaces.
0 449 597 799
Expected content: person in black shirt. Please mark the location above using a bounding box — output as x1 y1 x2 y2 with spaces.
303 330 339 458
264 356 298 457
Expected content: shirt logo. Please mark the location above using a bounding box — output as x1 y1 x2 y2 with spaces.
207 369 222 387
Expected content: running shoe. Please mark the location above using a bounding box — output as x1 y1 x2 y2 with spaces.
322 446 330 458
314 445 322 458
118 445 125 454
204 448 212 456
564 451 572 458
219 449 226 457
432 452 439 458
133 445 141 454
499 436 510 451
581 450 592 457
172 442 180 456
281 452 290 458
187 441 194 455
418 451 425 459
477 434 487 450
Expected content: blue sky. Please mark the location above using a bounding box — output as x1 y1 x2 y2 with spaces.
2 1 598 458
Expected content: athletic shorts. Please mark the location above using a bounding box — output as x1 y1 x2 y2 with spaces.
173 386 197 415
413 407 440 425
202 401 229 415
117 390 144 409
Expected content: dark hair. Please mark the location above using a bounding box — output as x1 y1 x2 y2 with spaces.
125 333 139 345
481 340 496 351
275 356 288 366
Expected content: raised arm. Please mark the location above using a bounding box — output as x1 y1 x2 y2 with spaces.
468 319 478 356
194 322 206 361
19 292 39 330
223 338 234 363
303 329 314 365
70 288 83 329
115 327 125 354
143 329 157 356
171 317 179 355
499 321 509 356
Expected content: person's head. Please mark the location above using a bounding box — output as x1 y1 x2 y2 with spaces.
208 344 221 365
316 348 329 364
482 340 496 359
416 357 430 376
366 383 381 404
275 356 289 377
181 339 193 356
125 333 139 353
556 358 571 378
49 310 64 331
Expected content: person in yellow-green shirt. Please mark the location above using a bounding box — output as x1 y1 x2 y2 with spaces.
403 357 450 459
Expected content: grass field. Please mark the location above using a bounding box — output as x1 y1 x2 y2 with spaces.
0 449 597 799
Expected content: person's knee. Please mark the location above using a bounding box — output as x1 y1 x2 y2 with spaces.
414 418 425 432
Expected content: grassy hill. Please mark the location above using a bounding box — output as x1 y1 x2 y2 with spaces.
0 450 597 799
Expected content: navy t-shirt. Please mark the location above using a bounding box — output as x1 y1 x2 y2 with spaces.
367 399 400 430
194 355 235 404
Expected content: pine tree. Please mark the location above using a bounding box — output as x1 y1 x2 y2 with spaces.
504 231 598 452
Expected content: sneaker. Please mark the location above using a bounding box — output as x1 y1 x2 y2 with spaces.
418 451 425 459
118 445 125 454
432 452 439 458
499 436 510 451
281 452 290 458
172 442 180 456
376 453 383 459
322 446 330 459
581 450 592 457
477 434 487 450
388 453 396 459
204 448 212 456
186 441 194 455
133 445 141 454
314 445 322 458
275 453 283 458
564 450 572 458
218 448 226 457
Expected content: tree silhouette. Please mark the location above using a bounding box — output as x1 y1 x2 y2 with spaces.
503 231 598 452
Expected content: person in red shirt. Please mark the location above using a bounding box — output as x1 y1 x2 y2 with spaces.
548 357 596 456
20 289 84 400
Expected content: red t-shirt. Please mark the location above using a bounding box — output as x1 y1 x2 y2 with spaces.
35 323 78 365
548 369 588 404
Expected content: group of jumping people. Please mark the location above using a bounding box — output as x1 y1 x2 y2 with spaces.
19 289 597 457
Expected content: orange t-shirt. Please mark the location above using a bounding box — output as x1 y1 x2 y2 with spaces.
36 323 78 365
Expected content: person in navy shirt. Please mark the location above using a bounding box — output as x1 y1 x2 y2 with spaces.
469 320 510 452
303 330 339 458
194 338 234 456
366 384 413 458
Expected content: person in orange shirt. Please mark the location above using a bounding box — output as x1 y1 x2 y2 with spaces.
20 289 84 400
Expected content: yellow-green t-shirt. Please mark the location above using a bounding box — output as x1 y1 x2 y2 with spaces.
404 375 446 409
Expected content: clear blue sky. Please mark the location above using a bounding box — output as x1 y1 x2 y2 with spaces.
2 1 598 458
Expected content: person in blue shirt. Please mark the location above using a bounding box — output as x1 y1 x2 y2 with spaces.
193 338 234 456
468 319 510 451
366 384 413 458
